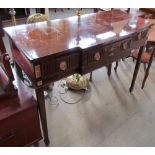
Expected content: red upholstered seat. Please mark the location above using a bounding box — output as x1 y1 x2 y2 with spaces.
132 49 151 63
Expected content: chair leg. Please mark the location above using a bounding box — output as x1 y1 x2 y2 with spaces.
114 61 118 72
143 63 147 71
107 64 112 77
129 46 144 92
142 47 155 89
34 142 39 147
89 72 92 81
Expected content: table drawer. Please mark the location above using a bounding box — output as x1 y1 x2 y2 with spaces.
56 53 79 73
87 47 106 65
0 107 41 146
41 53 80 80
81 46 106 73
105 38 131 64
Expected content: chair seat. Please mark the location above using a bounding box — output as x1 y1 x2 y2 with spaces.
132 49 151 63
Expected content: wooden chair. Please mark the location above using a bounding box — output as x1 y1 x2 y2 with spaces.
0 36 42 146
114 43 153 70
0 37 16 98
132 46 152 71
114 14 155 72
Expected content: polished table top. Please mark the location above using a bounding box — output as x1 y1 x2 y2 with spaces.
4 10 151 61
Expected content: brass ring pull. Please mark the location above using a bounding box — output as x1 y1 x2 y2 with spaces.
59 61 67 71
94 52 101 61
122 42 128 50
138 33 142 40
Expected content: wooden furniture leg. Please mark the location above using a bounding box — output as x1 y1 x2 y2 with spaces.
35 88 50 146
143 63 147 71
89 72 92 81
34 142 39 147
129 46 144 92
107 64 112 77
114 61 119 72
142 47 155 89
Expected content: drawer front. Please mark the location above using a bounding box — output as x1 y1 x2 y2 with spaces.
56 53 79 73
105 38 131 64
81 47 106 73
42 53 80 80
87 48 105 65
0 108 42 146
131 30 148 48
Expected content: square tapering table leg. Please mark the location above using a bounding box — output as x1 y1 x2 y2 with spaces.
129 46 144 92
35 88 50 146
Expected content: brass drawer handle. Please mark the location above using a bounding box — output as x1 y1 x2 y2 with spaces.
59 61 67 71
138 32 142 40
94 52 101 61
122 42 128 50
109 52 114 57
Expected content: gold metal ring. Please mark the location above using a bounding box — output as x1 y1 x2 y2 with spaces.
59 61 67 71
122 42 128 50
94 52 101 61
138 33 142 40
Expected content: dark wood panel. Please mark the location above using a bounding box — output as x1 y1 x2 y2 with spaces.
0 17 3 36
0 75 42 146
0 107 41 147
41 52 80 81
81 45 106 74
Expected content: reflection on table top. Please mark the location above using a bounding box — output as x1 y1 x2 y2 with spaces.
4 10 151 61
